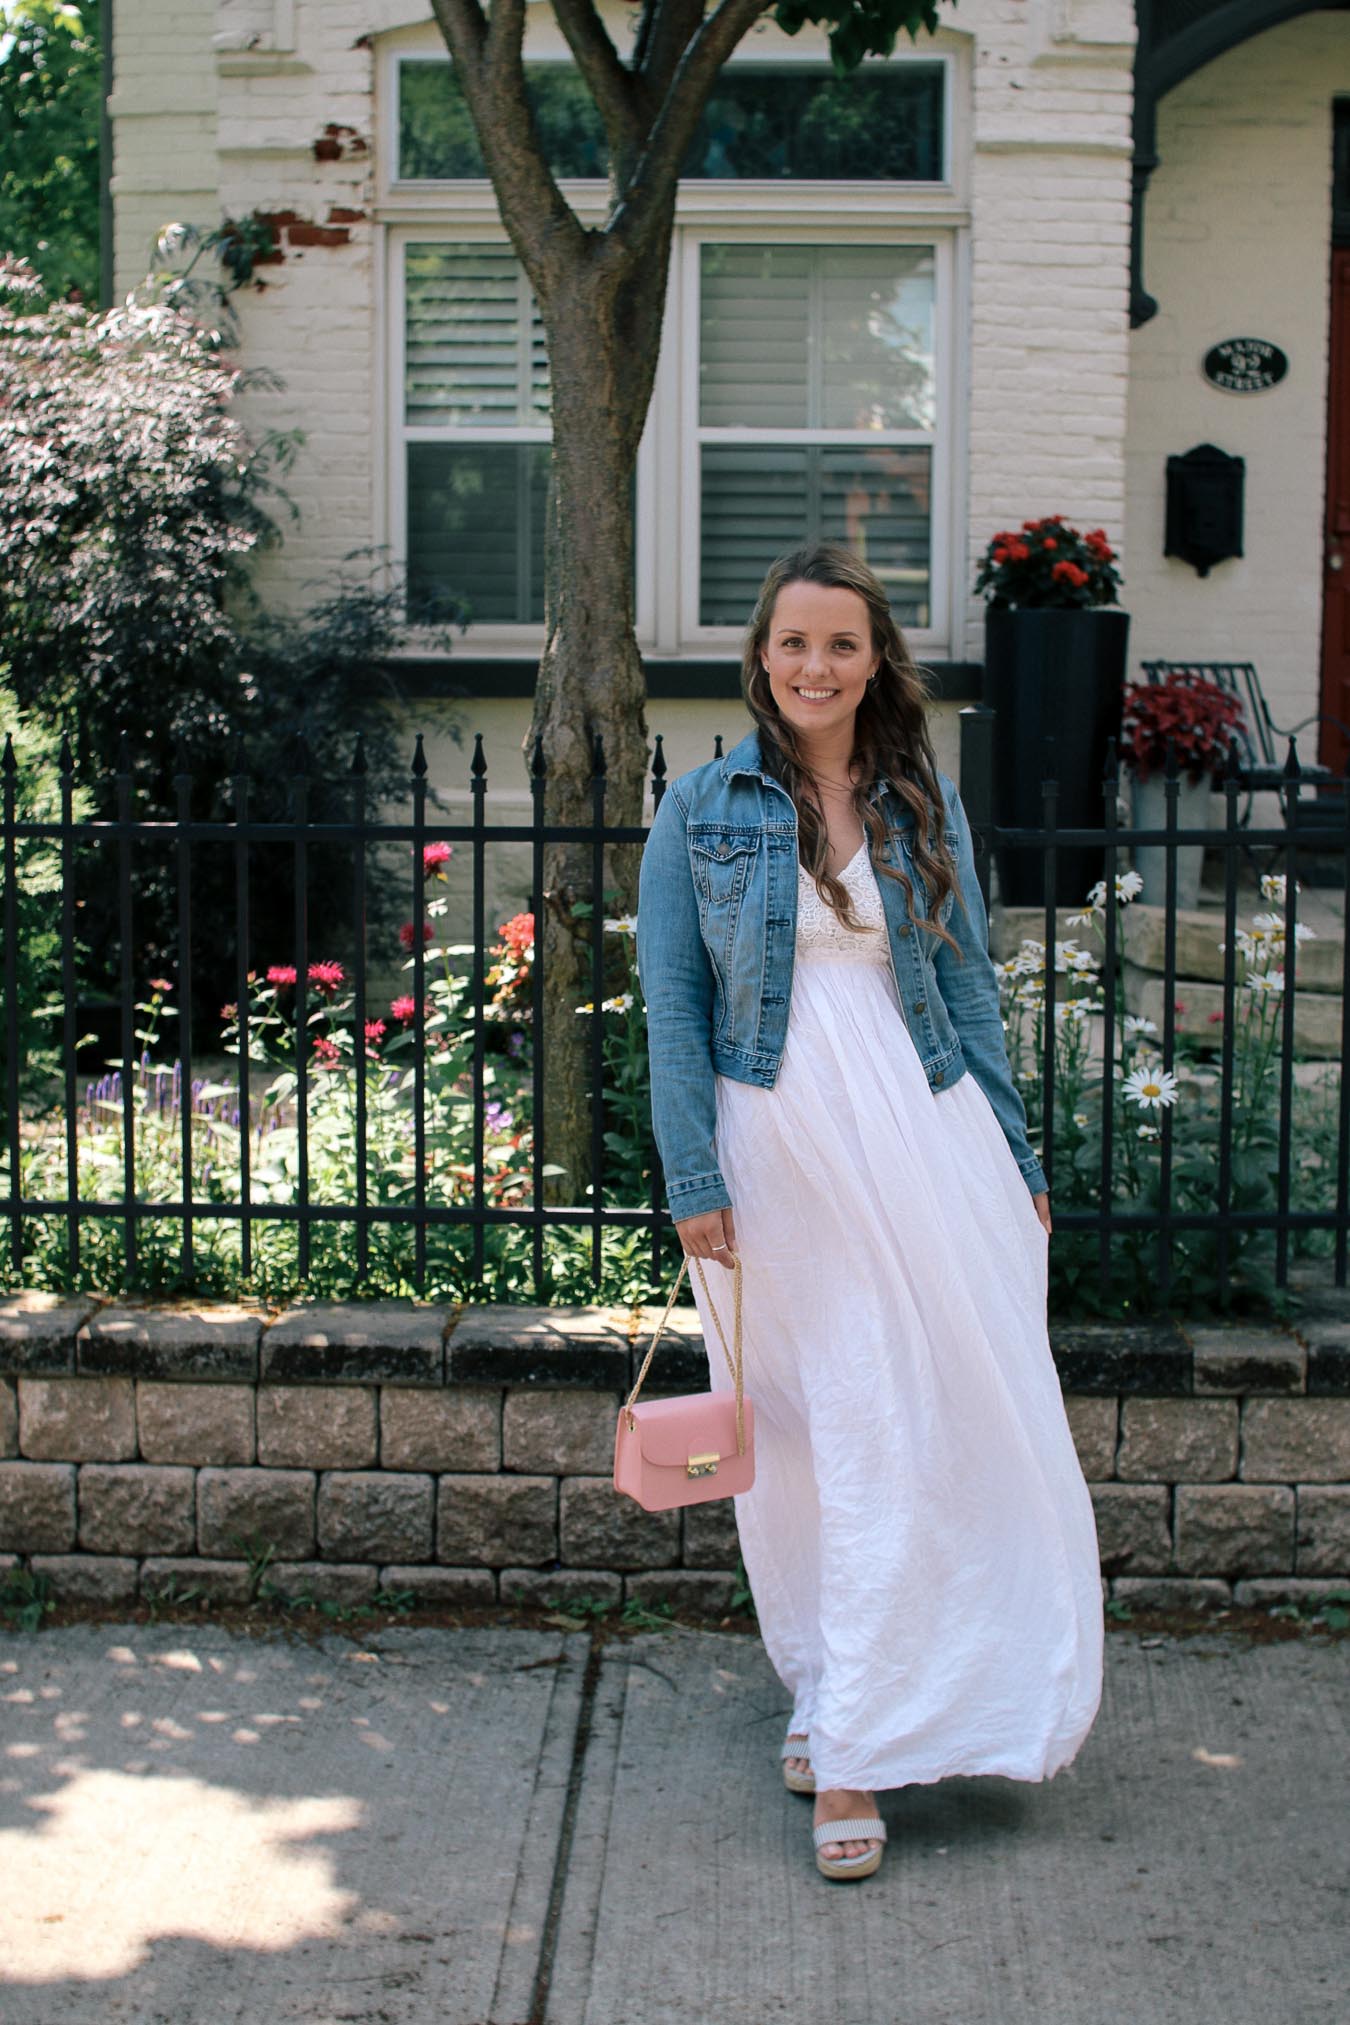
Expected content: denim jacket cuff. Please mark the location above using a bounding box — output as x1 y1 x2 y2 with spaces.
1019 1155 1048 1197
664 1170 733 1222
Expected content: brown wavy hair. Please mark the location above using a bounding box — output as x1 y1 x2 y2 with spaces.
741 542 963 955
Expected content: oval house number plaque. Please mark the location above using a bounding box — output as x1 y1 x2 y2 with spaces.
1202 337 1288 394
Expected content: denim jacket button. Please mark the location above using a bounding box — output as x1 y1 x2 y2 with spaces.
899 923 913 937
933 1069 944 1085
914 1000 927 1015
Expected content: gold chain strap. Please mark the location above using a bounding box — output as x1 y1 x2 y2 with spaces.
623 1252 746 1456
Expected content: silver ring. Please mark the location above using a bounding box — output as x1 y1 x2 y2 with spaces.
711 1243 729 1252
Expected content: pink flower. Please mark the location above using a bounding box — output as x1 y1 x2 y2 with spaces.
399 920 435 950
308 960 345 993
1207 1010 1224 1024
267 965 297 987
1174 999 1188 1014
423 841 453 876
148 977 173 994
390 995 418 1025
364 1019 386 1045
220 1003 237 1023
312 1034 341 1069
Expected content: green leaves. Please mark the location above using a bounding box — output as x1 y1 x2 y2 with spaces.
775 0 946 77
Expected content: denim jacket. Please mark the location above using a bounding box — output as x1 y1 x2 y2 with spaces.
636 727 1047 1221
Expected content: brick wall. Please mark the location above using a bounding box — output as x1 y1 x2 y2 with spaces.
1 1292 1347 1611
1124 13 1350 731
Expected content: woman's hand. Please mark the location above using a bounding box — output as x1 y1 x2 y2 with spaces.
1032 1190 1052 1237
676 1206 739 1268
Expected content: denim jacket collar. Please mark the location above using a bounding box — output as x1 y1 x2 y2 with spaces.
719 727 917 828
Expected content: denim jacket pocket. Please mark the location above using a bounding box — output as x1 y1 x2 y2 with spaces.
687 825 761 1045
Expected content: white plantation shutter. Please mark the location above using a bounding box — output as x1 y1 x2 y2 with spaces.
697 243 936 628
404 244 550 427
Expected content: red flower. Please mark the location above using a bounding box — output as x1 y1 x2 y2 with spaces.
148 977 173 993
308 960 345 993
1051 560 1089 588
498 911 535 960
423 841 453 876
1208 1010 1224 1024
1042 538 1058 551
266 965 297 987
390 995 418 1025
364 1019 386 1045
312 1034 341 1068
399 920 435 950
1174 1000 1188 1014
992 546 1008 564
220 1003 237 1023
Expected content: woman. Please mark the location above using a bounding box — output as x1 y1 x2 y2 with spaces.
636 543 1103 1884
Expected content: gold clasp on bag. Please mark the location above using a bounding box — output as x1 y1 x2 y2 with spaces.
686 1453 720 1479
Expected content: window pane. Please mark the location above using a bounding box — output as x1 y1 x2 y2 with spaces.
699 445 931 628
407 442 548 625
700 244 935 431
405 243 549 427
398 60 944 183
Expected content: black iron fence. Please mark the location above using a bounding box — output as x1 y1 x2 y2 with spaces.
2 711 1348 1308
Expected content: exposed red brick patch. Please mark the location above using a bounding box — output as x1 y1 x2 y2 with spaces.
327 206 367 226
287 222 352 249
313 123 369 163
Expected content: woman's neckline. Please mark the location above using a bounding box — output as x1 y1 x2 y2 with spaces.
800 839 867 881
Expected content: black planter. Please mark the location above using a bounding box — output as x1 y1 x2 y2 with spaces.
980 605 1130 909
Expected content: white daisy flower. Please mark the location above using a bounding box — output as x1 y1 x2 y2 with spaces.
1244 971 1285 995
1137 1123 1160 1140
601 993 635 1014
1073 1111 1089 1127
1054 1000 1092 1024
1122 1062 1180 1110
603 914 638 937
1124 1015 1159 1035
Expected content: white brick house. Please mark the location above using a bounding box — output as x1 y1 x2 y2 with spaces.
106 1 1350 795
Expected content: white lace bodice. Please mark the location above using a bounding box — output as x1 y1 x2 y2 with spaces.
796 844 891 965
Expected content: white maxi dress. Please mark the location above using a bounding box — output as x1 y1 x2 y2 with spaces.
689 842 1104 1796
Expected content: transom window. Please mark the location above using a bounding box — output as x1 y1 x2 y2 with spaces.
397 58 946 184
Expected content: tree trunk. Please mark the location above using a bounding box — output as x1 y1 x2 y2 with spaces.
528 244 669 1207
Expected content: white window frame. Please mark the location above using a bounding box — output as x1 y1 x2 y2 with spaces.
673 226 954 653
376 29 969 661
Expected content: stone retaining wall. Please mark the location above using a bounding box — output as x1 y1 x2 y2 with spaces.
1 1292 1348 1612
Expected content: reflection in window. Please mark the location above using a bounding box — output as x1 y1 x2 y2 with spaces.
398 60 944 183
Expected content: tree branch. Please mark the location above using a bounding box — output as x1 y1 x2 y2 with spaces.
552 0 646 163
635 0 709 104
429 0 585 287
608 0 773 257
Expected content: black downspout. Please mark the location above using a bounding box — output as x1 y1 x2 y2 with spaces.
98 0 113 309
1130 0 1158 329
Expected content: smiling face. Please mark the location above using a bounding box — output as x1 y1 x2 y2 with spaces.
760 580 881 749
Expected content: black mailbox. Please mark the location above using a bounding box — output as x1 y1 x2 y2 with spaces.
1164 442 1244 577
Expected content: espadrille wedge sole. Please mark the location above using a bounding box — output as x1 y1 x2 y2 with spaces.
781 1731 815 1794
813 1815 886 1882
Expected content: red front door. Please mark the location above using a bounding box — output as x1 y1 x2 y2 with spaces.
1320 245 1350 774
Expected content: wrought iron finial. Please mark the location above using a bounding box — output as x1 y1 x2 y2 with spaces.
350 731 367 776
411 733 428 778
471 732 487 780
651 733 666 784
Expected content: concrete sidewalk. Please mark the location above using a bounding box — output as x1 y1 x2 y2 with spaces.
0 1616 1345 2025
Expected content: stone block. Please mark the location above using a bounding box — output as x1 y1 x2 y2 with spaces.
257 1385 376 1468
1110 1577 1232 1611
499 1568 623 1610
1051 1323 1191 1395
79 1305 261 1381
138 1382 254 1465
1303 1330 1350 1396
0 1461 76 1551
0 1377 15 1457
0 1292 96 1374
29 1553 138 1603
263 1562 379 1607
682 1498 741 1569
1088 1483 1172 1575
1173 1485 1294 1577
448 1306 629 1388
1063 1395 1117 1478
380 1386 500 1471
626 1303 709 1393
1117 1398 1237 1482
317 1472 433 1563
1129 971 1343 1059
1190 1327 1306 1395
378 1565 498 1605
19 1377 137 1462
1241 1399 1350 1482
625 1570 740 1615
503 1389 619 1474
198 1467 315 1560
560 1477 679 1572
1233 1577 1350 1607
1118 899 1344 993
436 1475 557 1567
78 1464 195 1556
1295 1487 1350 1576
262 1301 448 1385
140 1557 255 1603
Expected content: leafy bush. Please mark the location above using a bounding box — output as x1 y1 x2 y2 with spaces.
0 2 101 305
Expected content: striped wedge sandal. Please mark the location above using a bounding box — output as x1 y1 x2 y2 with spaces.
813 1814 887 1883
781 1731 815 1794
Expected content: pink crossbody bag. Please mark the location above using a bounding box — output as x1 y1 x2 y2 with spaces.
613 1252 754 1512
